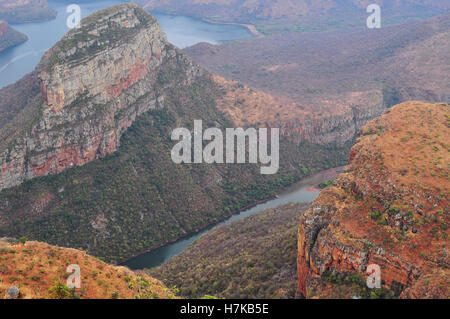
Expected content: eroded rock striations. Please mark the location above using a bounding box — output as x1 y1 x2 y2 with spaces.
297 102 449 299
0 3 356 262
0 3 200 190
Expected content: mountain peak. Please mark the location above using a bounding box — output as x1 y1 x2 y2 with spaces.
0 3 197 190
45 3 161 71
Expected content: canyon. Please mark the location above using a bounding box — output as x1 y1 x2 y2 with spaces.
0 3 352 263
0 1 447 300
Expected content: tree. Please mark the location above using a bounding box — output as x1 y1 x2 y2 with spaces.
48 281 71 299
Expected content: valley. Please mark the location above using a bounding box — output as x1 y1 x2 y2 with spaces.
135 0 450 35
0 1 447 301
0 3 351 264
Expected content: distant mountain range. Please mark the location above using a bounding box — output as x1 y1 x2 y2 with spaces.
135 0 450 34
186 12 450 112
0 0 56 23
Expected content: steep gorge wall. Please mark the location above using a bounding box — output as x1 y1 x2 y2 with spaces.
0 3 201 190
297 102 449 299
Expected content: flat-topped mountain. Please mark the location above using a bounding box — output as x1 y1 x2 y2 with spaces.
298 102 449 298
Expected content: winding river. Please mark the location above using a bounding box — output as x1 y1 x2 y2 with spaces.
123 166 344 270
0 0 252 89
0 0 343 272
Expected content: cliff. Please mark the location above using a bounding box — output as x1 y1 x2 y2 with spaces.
0 3 198 190
0 0 56 23
0 238 176 299
214 76 385 146
297 102 449 299
0 3 351 263
0 20 27 52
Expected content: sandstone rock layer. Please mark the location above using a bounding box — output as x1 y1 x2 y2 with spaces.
298 102 449 299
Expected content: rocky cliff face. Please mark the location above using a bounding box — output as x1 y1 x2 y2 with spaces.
0 3 352 263
297 102 449 299
0 20 27 51
0 3 201 191
215 76 385 146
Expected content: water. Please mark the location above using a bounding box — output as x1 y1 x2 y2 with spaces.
123 167 344 270
0 0 252 89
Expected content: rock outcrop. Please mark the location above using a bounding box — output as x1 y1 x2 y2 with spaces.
0 20 27 51
0 3 353 263
297 102 449 299
214 76 385 146
0 3 200 190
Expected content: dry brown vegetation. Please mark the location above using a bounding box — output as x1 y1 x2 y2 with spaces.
297 101 449 298
186 13 450 111
0 239 176 299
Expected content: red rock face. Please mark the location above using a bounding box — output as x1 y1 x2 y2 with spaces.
29 136 101 177
298 102 449 299
0 4 188 190
105 58 151 99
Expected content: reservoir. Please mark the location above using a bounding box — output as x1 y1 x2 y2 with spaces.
0 0 253 89
123 166 344 270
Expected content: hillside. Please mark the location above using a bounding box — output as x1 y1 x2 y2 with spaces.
186 12 450 108
0 4 353 263
150 203 310 299
0 238 176 299
0 0 56 23
135 0 449 34
298 102 449 299
0 20 27 52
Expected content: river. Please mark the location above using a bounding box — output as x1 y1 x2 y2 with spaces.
123 166 345 270
0 0 253 89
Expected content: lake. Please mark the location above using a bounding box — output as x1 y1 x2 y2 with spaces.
123 166 344 270
0 0 252 89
